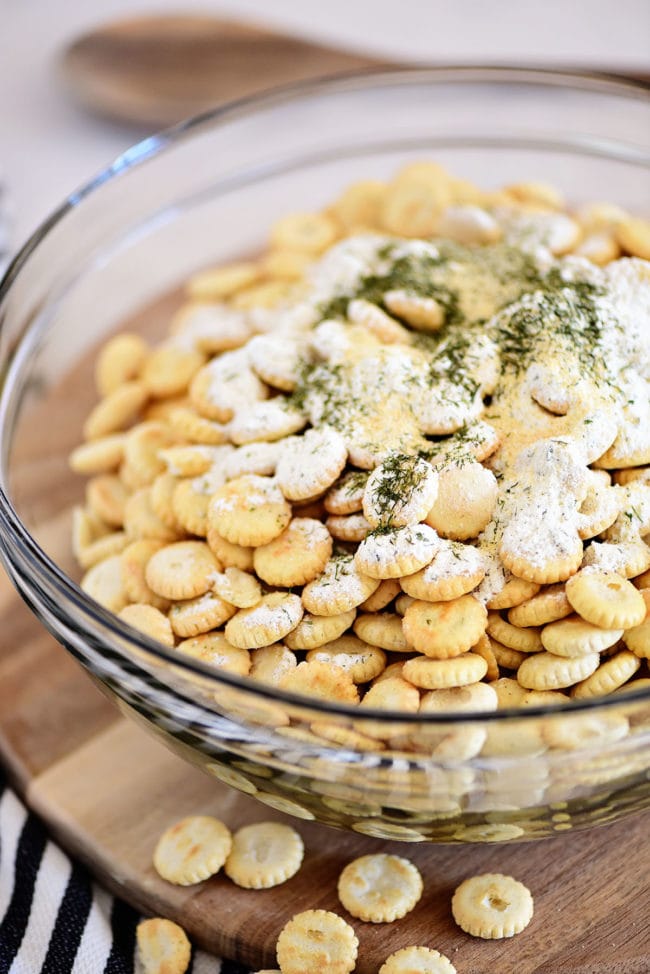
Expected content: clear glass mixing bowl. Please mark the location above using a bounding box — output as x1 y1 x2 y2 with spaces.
1 68 649 842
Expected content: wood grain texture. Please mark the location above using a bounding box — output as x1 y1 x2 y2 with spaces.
58 15 386 128
0 575 648 972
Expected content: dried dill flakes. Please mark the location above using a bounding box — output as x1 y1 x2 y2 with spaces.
421 424 489 469
343 470 370 495
492 278 608 384
319 246 459 325
287 361 355 428
365 453 429 524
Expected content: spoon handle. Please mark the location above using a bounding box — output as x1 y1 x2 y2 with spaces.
58 15 390 129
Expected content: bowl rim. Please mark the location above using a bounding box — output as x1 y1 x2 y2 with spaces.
1 64 649 726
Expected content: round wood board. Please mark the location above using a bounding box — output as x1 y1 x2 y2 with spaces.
1 575 649 973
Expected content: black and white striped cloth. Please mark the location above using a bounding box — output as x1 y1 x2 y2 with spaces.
0 771 253 974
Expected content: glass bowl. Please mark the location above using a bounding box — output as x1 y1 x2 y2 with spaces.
1 67 649 843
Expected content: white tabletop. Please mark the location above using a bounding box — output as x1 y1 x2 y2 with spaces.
2 0 649 252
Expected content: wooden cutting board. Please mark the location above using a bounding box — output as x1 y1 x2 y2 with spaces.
1 572 649 972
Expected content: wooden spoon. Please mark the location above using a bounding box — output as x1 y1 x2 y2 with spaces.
58 14 389 129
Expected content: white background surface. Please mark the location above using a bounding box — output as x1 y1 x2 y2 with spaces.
1 0 649 250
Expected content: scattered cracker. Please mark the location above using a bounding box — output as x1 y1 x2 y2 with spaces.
153 815 232 886
176 633 251 676
451 873 533 939
275 909 358 974
136 917 191 974
223 822 303 891
379 946 457 974
353 612 410 652
168 591 236 638
337 853 423 922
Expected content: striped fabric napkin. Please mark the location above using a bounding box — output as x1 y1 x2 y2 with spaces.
0 771 251 974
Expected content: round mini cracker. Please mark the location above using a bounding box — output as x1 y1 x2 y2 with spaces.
326 513 372 543
225 592 304 649
302 554 380 616
207 475 292 547
280 659 360 705
69 432 126 475
541 616 624 656
486 613 543 653
565 569 646 630
451 873 533 939
355 524 440 580
120 538 169 609
571 649 641 699
486 577 540 610
229 398 307 446
275 909 358 974
337 853 423 923
224 822 304 889
353 612 410 652
95 332 148 396
212 566 262 608
402 653 488 690
623 589 650 656
83 380 148 440
425 461 497 540
517 650 600 691
360 578 402 612
284 609 357 650
306 635 386 683
176 632 251 676
119 603 174 647
507 583 572 628
275 426 348 502
253 518 333 587
136 917 191 974
362 454 438 528
402 596 488 658
249 643 298 686
379 946 457 974
145 541 219 601
153 815 232 886
324 470 368 515
169 591 237 638
400 541 485 602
